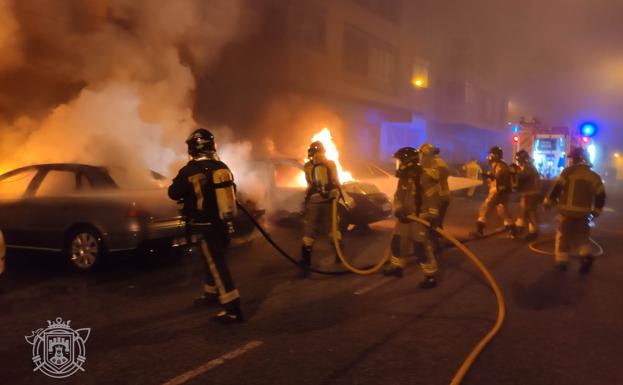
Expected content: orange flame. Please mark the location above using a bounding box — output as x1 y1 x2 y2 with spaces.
295 127 353 187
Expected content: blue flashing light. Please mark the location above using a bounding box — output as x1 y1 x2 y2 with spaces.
580 122 597 137
513 124 519 133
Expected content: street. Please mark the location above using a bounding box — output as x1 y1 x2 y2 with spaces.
1 191 621 385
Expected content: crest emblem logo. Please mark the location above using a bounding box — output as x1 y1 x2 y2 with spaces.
25 317 90 378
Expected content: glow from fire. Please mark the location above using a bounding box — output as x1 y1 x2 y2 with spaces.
295 127 354 187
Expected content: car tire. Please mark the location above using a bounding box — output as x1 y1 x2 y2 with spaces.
65 226 105 272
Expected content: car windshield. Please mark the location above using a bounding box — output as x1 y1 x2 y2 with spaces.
107 167 167 190
0 169 38 199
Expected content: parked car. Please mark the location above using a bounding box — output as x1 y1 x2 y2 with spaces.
0 163 262 271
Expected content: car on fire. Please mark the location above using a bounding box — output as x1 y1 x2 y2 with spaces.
0 163 262 271
262 158 392 230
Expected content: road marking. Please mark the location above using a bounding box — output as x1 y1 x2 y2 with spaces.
354 277 395 295
162 340 263 385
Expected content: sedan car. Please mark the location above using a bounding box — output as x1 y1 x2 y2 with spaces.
0 163 262 271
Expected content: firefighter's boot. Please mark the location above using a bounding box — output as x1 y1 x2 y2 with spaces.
419 275 437 289
212 306 244 324
579 256 594 275
383 265 404 278
469 222 485 238
505 224 517 239
298 246 312 278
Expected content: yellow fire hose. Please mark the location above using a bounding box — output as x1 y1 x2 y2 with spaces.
528 236 604 257
331 199 506 385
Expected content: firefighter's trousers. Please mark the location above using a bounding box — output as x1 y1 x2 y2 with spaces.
302 200 341 247
389 217 438 276
555 215 591 263
194 224 240 309
515 193 540 234
478 190 513 226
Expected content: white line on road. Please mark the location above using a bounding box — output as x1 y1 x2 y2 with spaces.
354 277 395 295
162 340 264 385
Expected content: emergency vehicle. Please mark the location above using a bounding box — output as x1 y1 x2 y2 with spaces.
511 117 588 180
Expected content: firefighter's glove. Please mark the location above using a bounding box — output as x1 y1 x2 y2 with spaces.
395 210 410 224
542 197 552 211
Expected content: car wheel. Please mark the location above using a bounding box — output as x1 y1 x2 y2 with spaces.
65 227 105 271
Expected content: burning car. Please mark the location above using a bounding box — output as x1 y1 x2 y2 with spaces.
262 158 392 230
0 163 262 271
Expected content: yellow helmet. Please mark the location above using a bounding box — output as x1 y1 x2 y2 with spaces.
418 143 436 156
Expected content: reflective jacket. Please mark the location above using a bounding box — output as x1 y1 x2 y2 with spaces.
434 156 450 201
516 163 540 195
549 164 606 219
463 161 482 179
168 157 235 223
393 165 440 219
304 155 339 203
487 160 512 195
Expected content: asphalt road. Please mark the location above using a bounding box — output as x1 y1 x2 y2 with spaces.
1 188 622 385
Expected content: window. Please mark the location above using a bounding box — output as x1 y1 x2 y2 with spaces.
36 170 77 197
290 5 326 49
343 27 369 76
0 169 38 199
369 43 397 89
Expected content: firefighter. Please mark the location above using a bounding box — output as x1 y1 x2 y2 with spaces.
168 128 243 324
430 146 451 227
471 146 516 238
462 158 482 198
383 146 440 289
513 150 541 240
544 148 606 273
300 141 341 275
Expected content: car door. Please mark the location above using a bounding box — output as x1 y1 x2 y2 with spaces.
15 168 79 249
0 168 40 246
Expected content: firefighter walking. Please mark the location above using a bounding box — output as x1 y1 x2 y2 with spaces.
471 146 516 238
431 146 451 227
462 158 482 198
513 150 541 240
383 146 440 289
300 141 341 275
168 128 243 324
544 148 606 273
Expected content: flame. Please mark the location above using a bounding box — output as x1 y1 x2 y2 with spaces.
294 127 353 187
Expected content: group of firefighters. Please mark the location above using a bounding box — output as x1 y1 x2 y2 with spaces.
168 128 606 324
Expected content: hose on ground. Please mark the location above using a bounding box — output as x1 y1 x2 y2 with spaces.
528 236 604 257
237 202 374 276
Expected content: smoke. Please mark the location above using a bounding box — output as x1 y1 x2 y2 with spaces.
0 0 245 177
0 0 22 71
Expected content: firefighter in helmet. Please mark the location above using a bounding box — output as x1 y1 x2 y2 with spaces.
383 146 440 289
431 146 450 227
544 148 606 273
513 150 541 239
300 141 341 275
471 146 516 238
168 128 243 324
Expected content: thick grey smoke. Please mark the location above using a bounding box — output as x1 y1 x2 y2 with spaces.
0 0 245 178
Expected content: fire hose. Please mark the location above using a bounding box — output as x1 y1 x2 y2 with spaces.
239 199 506 385
330 199 506 385
528 237 604 257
